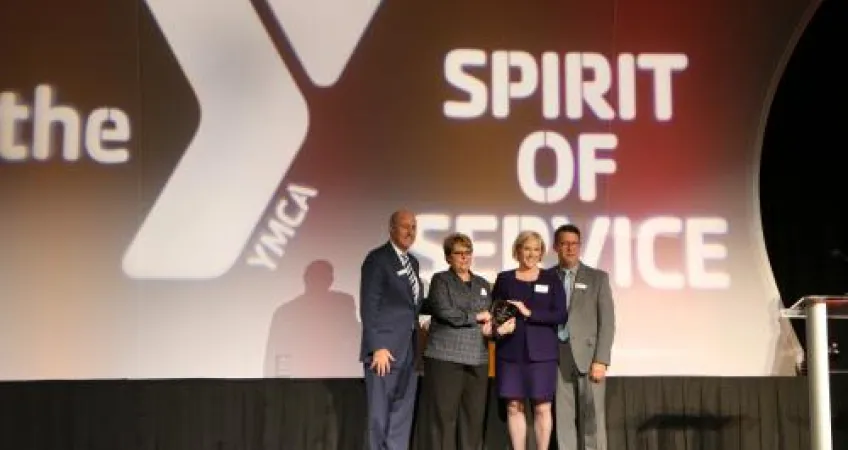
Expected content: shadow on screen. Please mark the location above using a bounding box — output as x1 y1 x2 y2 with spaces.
263 259 361 378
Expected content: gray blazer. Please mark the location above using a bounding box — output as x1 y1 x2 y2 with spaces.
554 262 616 373
424 269 492 366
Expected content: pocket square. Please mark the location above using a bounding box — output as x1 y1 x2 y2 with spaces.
575 282 587 289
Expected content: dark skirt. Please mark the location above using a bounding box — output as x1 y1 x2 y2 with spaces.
495 357 557 402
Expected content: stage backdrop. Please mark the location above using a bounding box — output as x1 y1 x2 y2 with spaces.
0 0 815 380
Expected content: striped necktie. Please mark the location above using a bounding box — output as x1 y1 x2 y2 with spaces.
400 253 419 303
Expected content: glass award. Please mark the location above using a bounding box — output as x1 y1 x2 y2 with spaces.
491 300 519 326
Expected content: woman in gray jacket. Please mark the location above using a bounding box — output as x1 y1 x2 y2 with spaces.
420 232 514 450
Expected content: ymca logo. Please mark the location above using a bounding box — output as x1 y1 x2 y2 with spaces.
122 0 383 279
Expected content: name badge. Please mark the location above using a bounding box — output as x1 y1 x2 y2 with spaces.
480 287 488 296
575 282 587 290
396 268 408 276
534 284 549 293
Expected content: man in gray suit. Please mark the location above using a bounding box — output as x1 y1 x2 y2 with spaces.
551 224 615 450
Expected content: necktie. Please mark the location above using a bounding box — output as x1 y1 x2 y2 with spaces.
400 253 420 303
557 269 572 342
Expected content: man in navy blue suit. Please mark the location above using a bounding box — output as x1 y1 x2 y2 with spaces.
360 209 424 450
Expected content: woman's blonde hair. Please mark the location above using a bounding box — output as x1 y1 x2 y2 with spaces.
511 230 546 260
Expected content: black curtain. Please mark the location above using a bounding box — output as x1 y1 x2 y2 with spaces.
605 377 812 450
2 376 846 450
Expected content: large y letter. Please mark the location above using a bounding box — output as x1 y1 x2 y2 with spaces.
264 0 383 87
123 0 309 279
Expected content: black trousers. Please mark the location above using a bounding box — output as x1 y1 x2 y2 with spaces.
421 357 489 450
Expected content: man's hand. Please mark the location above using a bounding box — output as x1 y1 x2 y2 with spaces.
370 349 395 376
507 300 531 317
589 362 607 383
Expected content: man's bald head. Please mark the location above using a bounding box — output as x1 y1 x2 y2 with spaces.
389 209 417 252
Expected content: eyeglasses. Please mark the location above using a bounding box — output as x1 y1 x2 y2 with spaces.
451 250 473 257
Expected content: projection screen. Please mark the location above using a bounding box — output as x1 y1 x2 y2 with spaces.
0 0 816 379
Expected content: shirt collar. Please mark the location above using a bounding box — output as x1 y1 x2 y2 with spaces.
559 264 578 277
389 240 407 259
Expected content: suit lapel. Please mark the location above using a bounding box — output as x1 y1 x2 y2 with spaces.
472 275 490 297
383 242 404 273
447 269 467 293
451 270 481 294
571 263 598 314
383 242 415 304
552 263 586 313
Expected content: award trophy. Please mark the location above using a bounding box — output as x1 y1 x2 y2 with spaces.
491 300 519 327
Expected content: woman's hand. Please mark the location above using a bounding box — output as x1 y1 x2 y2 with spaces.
475 310 492 323
481 319 493 337
507 300 531 317
496 317 516 335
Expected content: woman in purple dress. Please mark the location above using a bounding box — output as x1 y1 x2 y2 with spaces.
491 230 568 450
